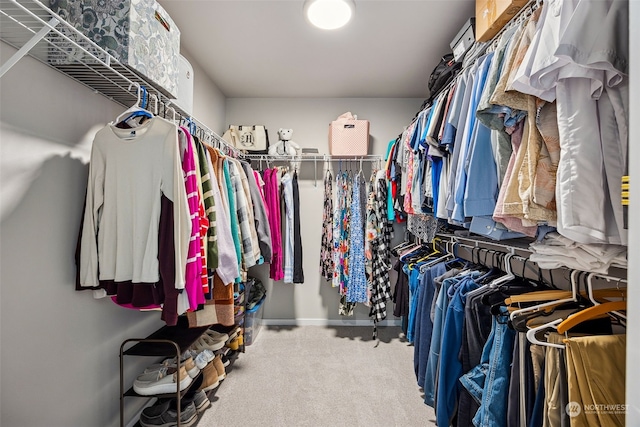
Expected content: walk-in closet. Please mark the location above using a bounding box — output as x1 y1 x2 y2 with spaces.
0 0 637 426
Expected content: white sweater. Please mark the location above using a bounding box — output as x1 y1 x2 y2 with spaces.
80 117 191 289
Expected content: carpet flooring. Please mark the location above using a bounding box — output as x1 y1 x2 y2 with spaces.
198 325 437 427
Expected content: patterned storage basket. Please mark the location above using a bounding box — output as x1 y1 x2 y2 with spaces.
329 112 370 156
49 0 180 98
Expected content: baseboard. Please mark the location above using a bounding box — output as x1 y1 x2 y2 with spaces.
262 318 402 327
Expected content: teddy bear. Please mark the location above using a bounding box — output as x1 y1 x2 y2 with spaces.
268 128 301 157
268 128 301 170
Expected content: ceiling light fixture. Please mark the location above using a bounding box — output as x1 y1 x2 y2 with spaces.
304 0 355 30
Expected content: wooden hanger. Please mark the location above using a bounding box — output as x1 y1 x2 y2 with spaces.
556 301 627 334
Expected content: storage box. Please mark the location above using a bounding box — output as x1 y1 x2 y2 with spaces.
49 0 180 98
329 112 370 156
450 18 476 62
171 55 194 116
244 296 266 346
475 0 528 42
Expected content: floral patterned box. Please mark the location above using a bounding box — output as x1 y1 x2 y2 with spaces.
48 0 180 98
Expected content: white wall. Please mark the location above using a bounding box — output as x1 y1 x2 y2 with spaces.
626 0 639 422
225 98 421 324
0 42 225 427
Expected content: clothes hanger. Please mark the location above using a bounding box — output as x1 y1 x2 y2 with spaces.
525 318 565 349
113 83 153 125
555 301 627 335
509 269 581 322
586 273 627 306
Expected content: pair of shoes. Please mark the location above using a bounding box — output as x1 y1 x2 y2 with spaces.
193 349 215 370
227 331 244 350
140 399 197 427
226 337 239 351
192 333 226 352
227 326 242 341
144 356 199 379
204 329 229 343
212 355 226 381
221 353 231 367
133 366 191 396
182 389 211 414
197 362 220 392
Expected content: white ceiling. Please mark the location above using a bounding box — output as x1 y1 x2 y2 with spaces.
158 0 475 99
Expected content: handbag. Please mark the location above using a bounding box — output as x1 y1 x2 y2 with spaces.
222 125 270 154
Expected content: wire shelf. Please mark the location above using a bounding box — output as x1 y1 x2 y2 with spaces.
0 0 244 157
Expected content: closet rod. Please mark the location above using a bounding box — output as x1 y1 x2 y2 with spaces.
243 154 383 162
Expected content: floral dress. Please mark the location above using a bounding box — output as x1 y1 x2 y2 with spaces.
319 170 334 280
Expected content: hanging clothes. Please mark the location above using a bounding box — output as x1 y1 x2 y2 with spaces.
319 169 334 280
292 171 305 284
281 171 295 284
346 173 367 303
178 127 207 310
264 168 284 281
367 171 393 339
79 117 191 291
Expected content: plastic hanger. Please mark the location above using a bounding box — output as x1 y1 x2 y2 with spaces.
113 83 153 125
525 318 565 349
510 269 581 322
586 273 627 306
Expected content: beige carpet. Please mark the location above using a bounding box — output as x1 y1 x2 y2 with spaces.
198 325 437 427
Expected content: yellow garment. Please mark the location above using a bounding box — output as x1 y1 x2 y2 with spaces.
565 334 626 427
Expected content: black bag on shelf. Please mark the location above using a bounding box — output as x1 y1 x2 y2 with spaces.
427 53 462 99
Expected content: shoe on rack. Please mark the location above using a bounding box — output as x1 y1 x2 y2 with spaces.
227 326 242 341
195 335 226 352
197 362 220 392
221 354 231 367
212 355 226 382
205 329 230 343
144 356 199 379
193 349 215 370
236 333 244 347
134 366 192 396
182 390 211 414
226 337 239 351
140 400 197 427
201 333 227 351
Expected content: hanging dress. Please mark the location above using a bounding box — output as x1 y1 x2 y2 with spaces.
320 169 334 280
346 173 368 303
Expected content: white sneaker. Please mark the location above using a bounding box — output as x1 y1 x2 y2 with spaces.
143 356 199 379
133 366 192 396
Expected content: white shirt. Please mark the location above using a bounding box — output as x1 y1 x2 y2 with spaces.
80 117 190 288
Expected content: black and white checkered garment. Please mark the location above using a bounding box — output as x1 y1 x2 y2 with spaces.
369 177 393 339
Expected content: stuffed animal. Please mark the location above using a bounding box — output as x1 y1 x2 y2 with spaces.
268 128 301 156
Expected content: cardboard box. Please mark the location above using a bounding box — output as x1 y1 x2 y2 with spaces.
476 0 528 42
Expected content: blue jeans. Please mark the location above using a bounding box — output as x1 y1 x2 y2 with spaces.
406 266 421 343
414 263 446 388
467 310 516 427
423 276 457 407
